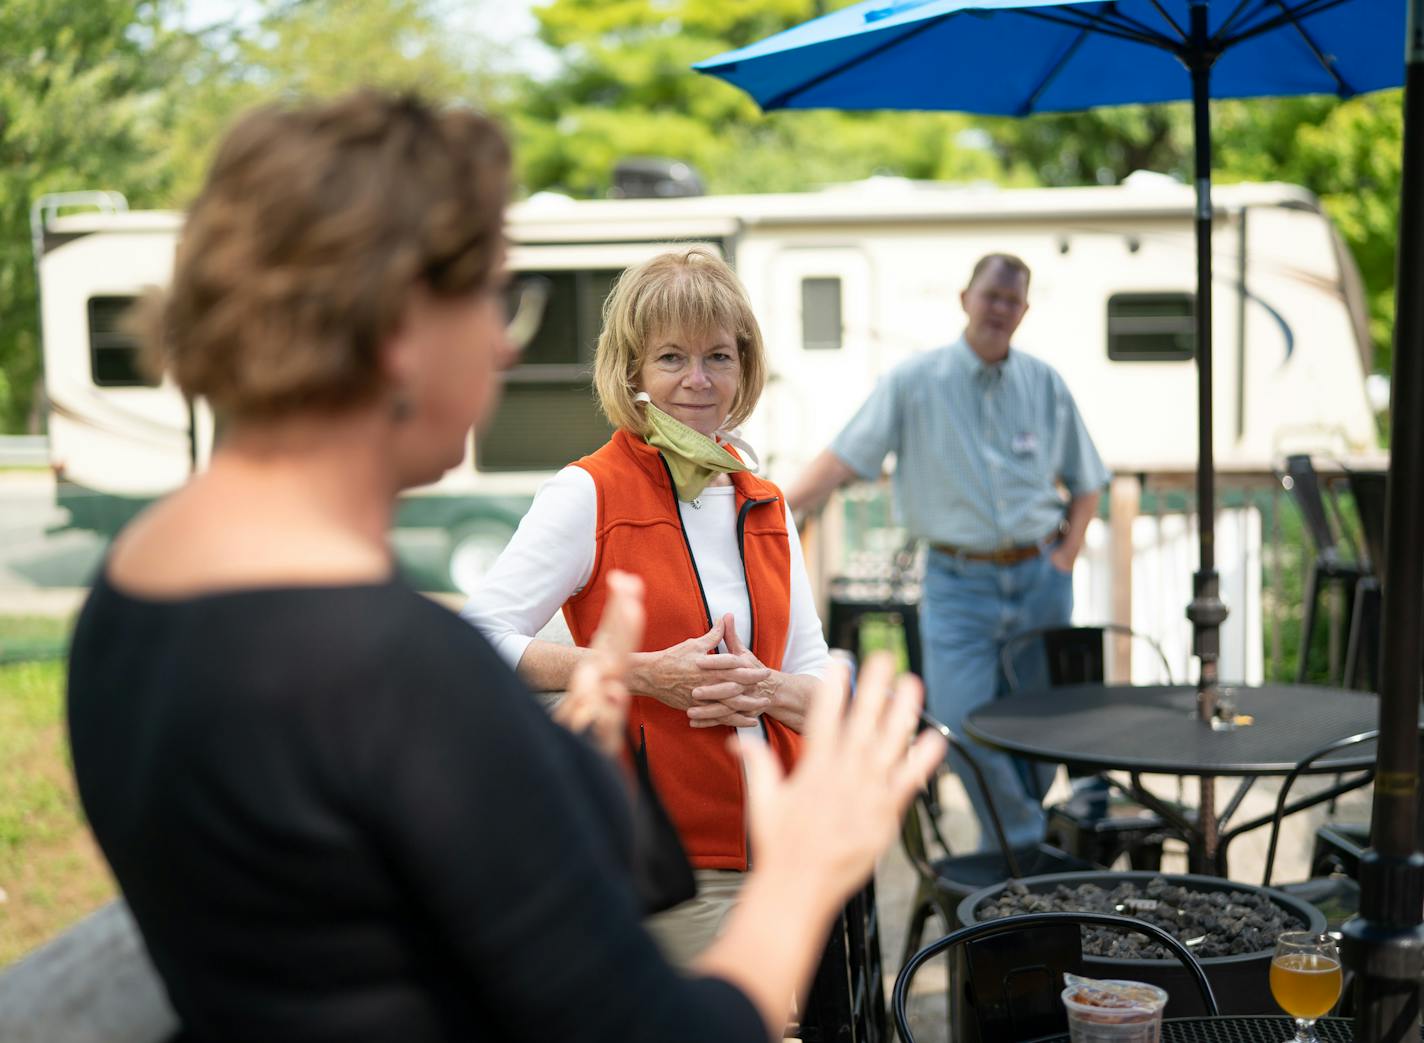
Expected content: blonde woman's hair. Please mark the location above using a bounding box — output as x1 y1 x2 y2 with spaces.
593 248 767 433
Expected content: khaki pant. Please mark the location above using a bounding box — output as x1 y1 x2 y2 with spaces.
642 868 745 967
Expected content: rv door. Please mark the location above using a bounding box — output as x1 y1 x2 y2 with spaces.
744 246 875 475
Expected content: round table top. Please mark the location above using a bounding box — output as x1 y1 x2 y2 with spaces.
963 683 1380 776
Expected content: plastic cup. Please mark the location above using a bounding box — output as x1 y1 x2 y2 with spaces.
1061 979 1168 1043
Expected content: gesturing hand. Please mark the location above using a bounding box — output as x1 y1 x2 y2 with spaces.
556 570 644 758
688 615 772 730
736 653 946 903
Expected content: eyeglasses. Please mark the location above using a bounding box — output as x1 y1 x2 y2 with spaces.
504 276 550 352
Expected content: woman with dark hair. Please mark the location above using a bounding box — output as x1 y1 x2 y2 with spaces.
65 91 944 1043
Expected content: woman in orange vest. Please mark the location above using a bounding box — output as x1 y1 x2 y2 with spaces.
466 248 831 963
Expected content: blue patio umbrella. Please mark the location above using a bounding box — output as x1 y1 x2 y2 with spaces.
696 0 1406 731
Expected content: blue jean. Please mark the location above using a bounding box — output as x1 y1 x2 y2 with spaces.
919 545 1074 850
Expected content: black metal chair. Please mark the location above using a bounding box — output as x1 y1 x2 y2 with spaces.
1281 455 1376 687
999 625 1178 869
793 881 888 1043
1341 469 1386 691
892 911 1219 1043
1258 730 1377 931
899 717 1094 970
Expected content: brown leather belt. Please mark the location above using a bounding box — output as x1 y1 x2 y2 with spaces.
930 535 1056 565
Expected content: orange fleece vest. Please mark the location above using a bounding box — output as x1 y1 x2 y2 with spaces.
562 429 801 871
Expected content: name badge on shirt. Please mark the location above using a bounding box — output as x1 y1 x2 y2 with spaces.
1011 432 1038 456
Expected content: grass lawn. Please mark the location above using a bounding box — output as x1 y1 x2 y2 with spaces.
0 618 115 968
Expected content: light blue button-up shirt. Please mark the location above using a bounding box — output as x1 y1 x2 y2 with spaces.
831 337 1110 551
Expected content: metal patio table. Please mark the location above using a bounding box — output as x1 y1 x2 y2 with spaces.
963 683 1379 873
1030 1016 1383 1043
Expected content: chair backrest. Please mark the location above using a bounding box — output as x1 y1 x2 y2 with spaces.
1347 470 1387 573
899 788 943 882
1261 729 1379 886
892 911 1220 1043
1284 454 1343 558
1001 625 1174 691
917 713 1022 875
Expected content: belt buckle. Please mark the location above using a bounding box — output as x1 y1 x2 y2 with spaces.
991 546 1015 565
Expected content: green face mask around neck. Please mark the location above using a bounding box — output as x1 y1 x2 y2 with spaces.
636 392 750 503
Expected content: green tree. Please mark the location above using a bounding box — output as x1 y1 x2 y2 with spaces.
516 0 1011 199
162 0 506 205
0 0 187 432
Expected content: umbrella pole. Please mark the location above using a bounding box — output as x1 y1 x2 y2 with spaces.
1184 0 1231 868
1184 1 1229 731
1344 2 1424 1039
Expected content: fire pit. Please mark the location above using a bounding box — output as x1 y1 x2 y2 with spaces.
957 871 1327 1017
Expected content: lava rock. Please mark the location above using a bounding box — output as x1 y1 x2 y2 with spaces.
973 877 1303 959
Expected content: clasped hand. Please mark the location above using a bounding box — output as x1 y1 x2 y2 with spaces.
688 615 773 730
636 614 773 729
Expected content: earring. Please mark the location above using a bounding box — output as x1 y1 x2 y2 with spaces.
391 390 414 423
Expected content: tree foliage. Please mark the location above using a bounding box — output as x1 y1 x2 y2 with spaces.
515 0 1017 198
161 0 504 205
0 0 186 431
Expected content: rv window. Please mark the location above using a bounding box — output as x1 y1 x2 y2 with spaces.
88 296 159 387
1107 293 1195 362
477 383 613 473
802 277 843 351
506 270 620 367
478 270 619 471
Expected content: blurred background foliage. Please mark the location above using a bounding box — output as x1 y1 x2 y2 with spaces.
0 0 1403 433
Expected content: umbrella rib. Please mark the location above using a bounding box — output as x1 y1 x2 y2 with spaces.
761 17 948 109
1022 8 1179 50
1211 0 1270 44
1019 28 1096 113
1221 0 1356 94
1142 0 1190 44
1220 0 1349 43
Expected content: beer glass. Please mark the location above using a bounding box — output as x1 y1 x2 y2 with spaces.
1269 931 1343 1043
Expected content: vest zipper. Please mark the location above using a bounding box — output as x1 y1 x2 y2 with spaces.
738 495 780 752
658 455 715 629
735 495 780 654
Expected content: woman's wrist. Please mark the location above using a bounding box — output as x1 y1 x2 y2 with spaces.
764 672 812 732
625 650 654 694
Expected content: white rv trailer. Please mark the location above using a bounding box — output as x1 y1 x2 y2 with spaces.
37 180 1378 669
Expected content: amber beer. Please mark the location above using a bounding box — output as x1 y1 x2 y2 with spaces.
1270 953 1343 1019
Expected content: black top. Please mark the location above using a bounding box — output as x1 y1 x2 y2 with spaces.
964 683 1380 776
67 573 764 1043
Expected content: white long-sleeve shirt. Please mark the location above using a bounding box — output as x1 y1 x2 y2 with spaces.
462 466 830 683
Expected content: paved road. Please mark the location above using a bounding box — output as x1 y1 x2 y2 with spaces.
0 471 459 616
0 472 102 616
